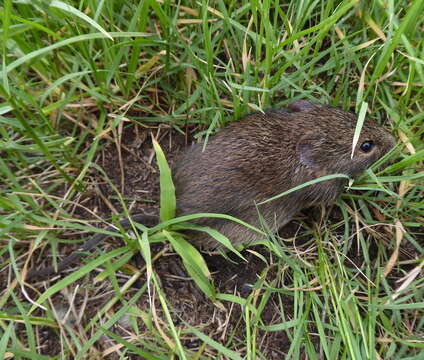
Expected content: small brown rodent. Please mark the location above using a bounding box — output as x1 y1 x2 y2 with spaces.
173 100 395 246
27 100 395 279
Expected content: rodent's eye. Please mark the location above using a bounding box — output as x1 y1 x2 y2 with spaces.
360 140 374 153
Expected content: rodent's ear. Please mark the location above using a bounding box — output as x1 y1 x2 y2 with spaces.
288 100 317 112
296 136 323 169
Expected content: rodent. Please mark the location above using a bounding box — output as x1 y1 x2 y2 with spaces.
27 100 395 279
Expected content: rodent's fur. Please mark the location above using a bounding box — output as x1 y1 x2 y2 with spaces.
174 100 395 246
27 100 395 279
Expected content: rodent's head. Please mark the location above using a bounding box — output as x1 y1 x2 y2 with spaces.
291 100 396 177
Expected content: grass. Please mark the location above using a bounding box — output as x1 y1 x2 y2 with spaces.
1 0 424 359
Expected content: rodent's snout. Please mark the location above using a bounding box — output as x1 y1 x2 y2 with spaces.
345 126 395 177
380 129 396 154
368 129 396 172
388 132 396 150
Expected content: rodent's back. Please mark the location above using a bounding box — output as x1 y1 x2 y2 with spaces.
174 111 298 214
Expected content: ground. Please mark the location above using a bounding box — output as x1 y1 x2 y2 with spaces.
12 121 420 358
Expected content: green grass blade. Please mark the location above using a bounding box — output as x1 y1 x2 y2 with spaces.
50 0 113 40
163 230 216 299
4 32 155 75
152 138 176 222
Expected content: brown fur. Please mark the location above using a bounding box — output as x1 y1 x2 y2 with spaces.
173 100 395 246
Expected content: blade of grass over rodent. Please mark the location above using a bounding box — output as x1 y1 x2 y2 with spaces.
351 101 368 159
151 213 265 236
152 138 176 221
257 173 351 205
171 222 246 260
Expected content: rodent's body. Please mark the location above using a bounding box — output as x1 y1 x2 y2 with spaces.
173 101 395 246
27 100 395 279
